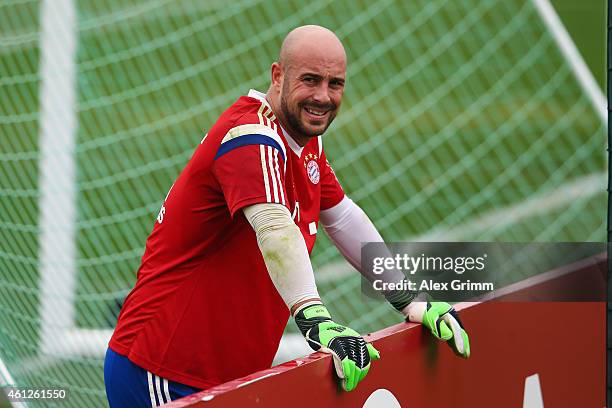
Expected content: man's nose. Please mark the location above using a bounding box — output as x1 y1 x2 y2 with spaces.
312 83 331 105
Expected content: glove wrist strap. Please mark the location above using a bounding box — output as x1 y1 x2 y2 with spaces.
384 285 418 312
294 303 332 337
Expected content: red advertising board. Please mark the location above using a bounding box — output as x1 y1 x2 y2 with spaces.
167 256 606 407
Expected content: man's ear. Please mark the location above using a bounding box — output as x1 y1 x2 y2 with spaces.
271 62 283 90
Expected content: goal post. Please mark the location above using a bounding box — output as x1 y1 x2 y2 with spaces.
37 0 79 358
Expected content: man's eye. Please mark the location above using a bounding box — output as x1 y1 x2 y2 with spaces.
303 77 316 83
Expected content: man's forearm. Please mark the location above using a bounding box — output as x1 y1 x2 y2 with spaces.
243 203 320 310
320 196 416 310
244 202 387 390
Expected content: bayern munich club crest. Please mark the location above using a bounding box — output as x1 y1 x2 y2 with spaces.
304 153 320 184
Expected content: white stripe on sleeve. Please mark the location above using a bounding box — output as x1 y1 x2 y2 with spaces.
260 145 271 202
267 146 279 203
274 150 285 205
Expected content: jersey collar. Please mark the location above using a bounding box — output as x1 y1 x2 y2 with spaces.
247 89 304 157
247 89 272 110
281 127 303 157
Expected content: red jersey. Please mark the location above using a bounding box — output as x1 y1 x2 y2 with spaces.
109 89 345 389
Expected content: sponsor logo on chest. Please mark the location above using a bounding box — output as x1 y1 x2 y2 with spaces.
303 153 320 184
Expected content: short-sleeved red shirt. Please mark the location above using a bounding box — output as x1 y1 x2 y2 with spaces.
109 90 345 389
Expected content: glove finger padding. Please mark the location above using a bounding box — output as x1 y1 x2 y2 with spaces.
342 360 357 391
422 302 453 340
320 336 372 391
366 343 380 360
436 320 453 341
306 321 373 391
442 310 471 358
404 300 471 358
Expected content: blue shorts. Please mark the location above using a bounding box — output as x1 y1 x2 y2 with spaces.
104 348 201 407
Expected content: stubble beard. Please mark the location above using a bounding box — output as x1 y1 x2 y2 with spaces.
280 90 335 141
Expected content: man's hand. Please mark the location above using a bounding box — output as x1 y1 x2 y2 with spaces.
295 304 380 391
403 299 470 358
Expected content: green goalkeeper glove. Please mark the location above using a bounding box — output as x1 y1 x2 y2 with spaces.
294 304 380 391
403 298 470 358
384 287 470 358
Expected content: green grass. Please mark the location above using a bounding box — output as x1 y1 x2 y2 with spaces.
552 0 605 88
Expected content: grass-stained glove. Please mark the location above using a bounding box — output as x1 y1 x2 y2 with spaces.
403 299 470 358
294 303 380 391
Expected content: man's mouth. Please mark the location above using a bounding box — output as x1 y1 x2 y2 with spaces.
303 106 330 118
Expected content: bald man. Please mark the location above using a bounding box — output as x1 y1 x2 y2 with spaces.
105 25 469 407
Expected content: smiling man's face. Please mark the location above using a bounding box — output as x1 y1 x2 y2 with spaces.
268 26 347 146
279 60 345 144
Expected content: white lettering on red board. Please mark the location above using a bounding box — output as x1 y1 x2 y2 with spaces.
523 373 544 408
362 389 401 408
